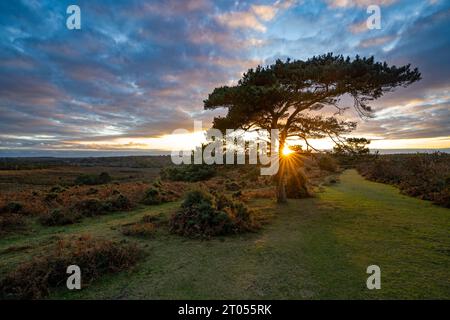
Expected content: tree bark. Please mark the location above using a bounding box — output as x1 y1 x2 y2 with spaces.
276 142 287 203
276 171 287 203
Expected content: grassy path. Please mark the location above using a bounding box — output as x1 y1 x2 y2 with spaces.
1 170 449 299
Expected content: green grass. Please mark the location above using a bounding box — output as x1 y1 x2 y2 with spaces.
0 169 448 299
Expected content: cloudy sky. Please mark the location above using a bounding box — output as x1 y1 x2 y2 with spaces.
1 0 449 155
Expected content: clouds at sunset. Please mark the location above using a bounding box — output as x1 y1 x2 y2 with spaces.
0 0 449 153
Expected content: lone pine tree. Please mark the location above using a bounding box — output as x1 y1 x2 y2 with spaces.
204 53 421 203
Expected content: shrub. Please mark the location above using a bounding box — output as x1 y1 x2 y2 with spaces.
225 181 241 191
71 194 132 217
169 190 258 239
317 155 338 172
1 202 24 215
358 153 450 208
71 199 107 217
0 235 141 299
161 164 215 182
49 186 65 193
0 214 26 234
142 187 165 205
75 172 112 186
104 194 132 211
44 193 59 203
86 188 98 195
121 222 156 238
39 209 81 226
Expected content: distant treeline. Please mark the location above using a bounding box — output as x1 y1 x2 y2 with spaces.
0 156 172 170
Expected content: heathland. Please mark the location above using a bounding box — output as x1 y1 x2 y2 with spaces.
0 154 448 299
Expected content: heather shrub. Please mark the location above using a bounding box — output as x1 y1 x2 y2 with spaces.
169 190 258 239
0 235 141 299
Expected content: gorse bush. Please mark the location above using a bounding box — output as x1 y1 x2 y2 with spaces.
169 190 259 239
161 164 215 182
141 181 183 205
0 235 141 299
75 172 112 186
142 187 165 205
104 194 132 211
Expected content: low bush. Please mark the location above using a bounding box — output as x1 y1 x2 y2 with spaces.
161 164 215 182
1 202 23 214
142 187 166 205
169 190 259 239
104 194 132 211
39 209 81 226
0 214 26 235
71 199 107 217
225 181 241 191
75 172 112 186
49 186 65 193
0 235 141 299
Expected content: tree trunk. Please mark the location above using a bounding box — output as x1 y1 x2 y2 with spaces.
276 172 287 203
276 143 287 203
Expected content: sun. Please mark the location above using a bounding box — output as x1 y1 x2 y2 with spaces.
282 145 294 156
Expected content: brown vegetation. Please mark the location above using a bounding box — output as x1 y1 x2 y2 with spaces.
357 153 450 208
0 235 141 299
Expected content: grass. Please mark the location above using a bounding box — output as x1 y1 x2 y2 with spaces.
0 169 448 299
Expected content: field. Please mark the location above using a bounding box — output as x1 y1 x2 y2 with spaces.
0 155 448 299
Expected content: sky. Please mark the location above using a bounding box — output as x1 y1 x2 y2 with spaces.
0 0 449 156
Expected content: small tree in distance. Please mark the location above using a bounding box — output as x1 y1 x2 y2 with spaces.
333 138 371 156
204 53 421 203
